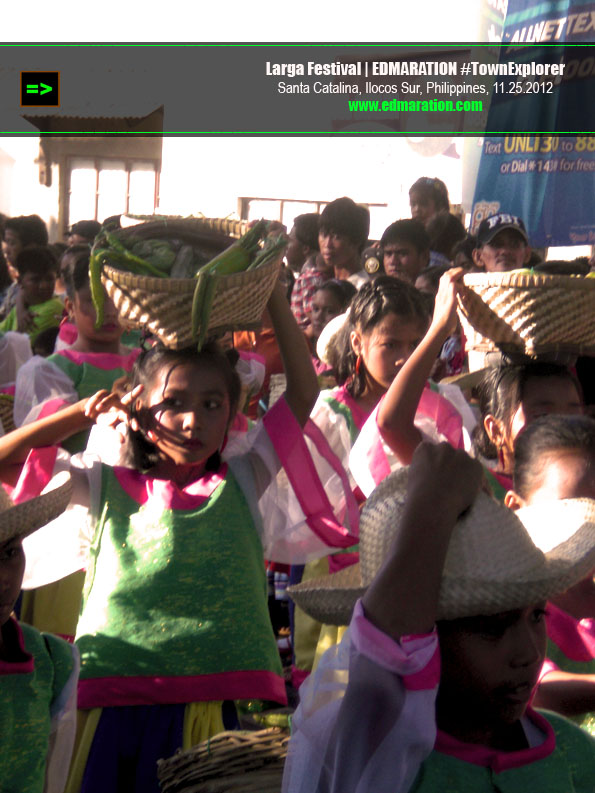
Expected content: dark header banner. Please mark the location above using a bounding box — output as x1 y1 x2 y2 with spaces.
1 43 593 135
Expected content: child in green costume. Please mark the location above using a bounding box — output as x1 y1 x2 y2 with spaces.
0 246 63 344
285 443 595 792
0 471 77 793
0 279 355 793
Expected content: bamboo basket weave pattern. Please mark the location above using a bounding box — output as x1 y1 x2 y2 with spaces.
0 395 15 434
99 218 282 349
157 728 289 793
457 272 595 356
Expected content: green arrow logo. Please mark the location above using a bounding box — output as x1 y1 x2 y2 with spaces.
25 83 52 95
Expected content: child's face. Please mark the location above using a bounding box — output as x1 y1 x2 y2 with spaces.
68 285 122 346
438 605 547 736
141 361 232 468
409 191 437 226
19 269 56 306
382 240 427 284
351 312 427 392
308 290 343 339
487 376 583 475
0 539 25 627
507 377 583 453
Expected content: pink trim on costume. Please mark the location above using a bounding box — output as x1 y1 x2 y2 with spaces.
546 602 595 663
58 321 78 345
291 665 310 690
0 618 34 675
538 659 559 681
312 357 332 376
331 385 368 430
328 551 359 574
352 600 439 683
57 348 140 371
403 645 441 691
303 418 360 533
435 708 555 771
263 397 358 548
416 386 464 450
113 465 228 509
37 397 71 420
78 668 287 708
11 447 59 503
367 404 392 487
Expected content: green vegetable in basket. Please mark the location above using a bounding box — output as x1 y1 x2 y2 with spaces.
170 245 197 279
130 240 177 272
190 219 270 348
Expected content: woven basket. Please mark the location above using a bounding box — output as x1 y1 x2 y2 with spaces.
157 728 289 793
0 395 15 434
457 272 595 357
99 218 282 349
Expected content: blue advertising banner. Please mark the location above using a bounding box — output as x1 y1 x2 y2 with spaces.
471 1 595 247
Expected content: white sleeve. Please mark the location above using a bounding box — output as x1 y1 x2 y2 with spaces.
350 384 477 499
227 397 358 565
20 447 101 588
44 644 79 793
13 356 78 427
309 394 357 487
282 600 439 793
0 331 32 388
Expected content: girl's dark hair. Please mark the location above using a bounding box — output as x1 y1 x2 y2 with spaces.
4 215 49 247
425 211 467 259
408 177 450 213
329 275 430 398
473 362 583 460
513 414 595 499
415 263 451 292
313 279 357 313
126 342 241 473
451 234 476 264
62 246 93 300
15 245 57 277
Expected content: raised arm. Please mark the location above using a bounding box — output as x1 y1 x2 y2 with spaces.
0 388 135 485
376 268 464 465
362 443 483 639
267 279 318 426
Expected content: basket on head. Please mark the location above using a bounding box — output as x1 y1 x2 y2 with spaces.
99 218 283 350
457 272 595 357
157 728 289 793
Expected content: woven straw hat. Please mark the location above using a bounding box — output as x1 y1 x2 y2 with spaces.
0 472 72 546
288 467 595 625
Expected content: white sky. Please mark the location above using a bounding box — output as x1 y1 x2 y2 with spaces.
3 1 483 42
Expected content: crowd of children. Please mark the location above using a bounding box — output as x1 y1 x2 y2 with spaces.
0 182 593 792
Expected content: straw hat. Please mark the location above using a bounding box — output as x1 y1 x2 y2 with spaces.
288 467 595 625
0 472 72 546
